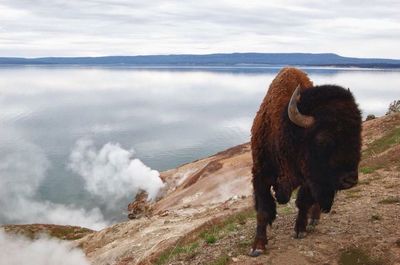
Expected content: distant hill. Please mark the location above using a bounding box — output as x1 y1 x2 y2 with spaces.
1 53 400 68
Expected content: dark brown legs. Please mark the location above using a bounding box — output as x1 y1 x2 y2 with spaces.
308 203 321 227
250 173 276 257
294 185 321 238
250 180 324 257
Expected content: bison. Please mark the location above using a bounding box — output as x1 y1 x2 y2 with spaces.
250 67 362 256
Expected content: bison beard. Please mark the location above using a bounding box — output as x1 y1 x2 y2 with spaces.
249 68 362 256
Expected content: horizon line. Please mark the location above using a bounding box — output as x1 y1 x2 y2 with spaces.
0 52 399 60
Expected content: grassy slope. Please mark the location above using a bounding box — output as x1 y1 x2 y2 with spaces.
153 114 400 265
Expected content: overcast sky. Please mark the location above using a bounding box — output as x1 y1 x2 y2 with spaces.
0 0 399 58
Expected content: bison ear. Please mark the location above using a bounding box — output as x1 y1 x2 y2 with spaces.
288 85 315 128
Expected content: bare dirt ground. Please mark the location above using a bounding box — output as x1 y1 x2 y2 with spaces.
3 114 399 265
76 113 400 265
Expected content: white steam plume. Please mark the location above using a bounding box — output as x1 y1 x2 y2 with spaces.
68 138 164 207
0 230 90 265
0 130 108 230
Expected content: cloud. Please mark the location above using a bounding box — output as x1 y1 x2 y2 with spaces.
0 229 90 265
68 138 164 207
0 1 399 58
0 129 108 230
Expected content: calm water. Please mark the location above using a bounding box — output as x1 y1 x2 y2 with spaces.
0 66 399 226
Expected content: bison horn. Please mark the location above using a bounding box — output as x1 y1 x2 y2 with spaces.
288 85 315 128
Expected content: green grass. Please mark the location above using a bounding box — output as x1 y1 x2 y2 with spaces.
363 127 400 158
225 222 237 232
199 210 255 244
154 209 256 265
360 167 376 174
378 197 400 204
155 242 199 265
201 232 217 244
278 205 295 215
339 247 386 265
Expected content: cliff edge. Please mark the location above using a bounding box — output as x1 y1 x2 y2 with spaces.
72 113 400 265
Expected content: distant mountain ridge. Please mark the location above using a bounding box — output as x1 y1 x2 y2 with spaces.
1 53 400 67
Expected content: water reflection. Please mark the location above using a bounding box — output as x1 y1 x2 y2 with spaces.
1 67 399 169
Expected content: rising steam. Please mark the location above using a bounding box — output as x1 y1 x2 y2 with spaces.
0 131 108 230
68 138 164 207
0 230 90 265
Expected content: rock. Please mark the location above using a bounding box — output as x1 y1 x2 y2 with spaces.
304 251 314 257
159 211 169 217
127 191 152 219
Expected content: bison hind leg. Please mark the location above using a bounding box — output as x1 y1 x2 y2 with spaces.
250 172 277 257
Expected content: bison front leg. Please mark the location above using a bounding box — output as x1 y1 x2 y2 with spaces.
307 203 321 230
294 185 314 238
250 173 276 257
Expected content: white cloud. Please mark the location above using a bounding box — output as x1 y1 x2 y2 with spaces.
0 1 399 58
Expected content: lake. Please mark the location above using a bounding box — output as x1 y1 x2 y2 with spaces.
0 66 399 228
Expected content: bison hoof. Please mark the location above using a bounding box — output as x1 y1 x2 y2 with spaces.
307 219 319 231
248 248 264 257
306 225 315 232
249 238 267 257
293 231 307 239
309 218 319 226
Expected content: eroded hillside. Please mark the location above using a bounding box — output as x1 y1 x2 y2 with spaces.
75 113 400 265
2 114 399 265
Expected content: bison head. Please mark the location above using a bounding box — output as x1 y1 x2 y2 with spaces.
287 85 362 212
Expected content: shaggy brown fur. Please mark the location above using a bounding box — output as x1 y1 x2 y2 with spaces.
251 68 314 202
250 67 362 256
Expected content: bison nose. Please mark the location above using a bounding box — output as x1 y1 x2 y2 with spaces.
338 171 358 190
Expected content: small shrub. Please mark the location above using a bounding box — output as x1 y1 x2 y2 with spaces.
386 100 400 115
366 114 376 121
